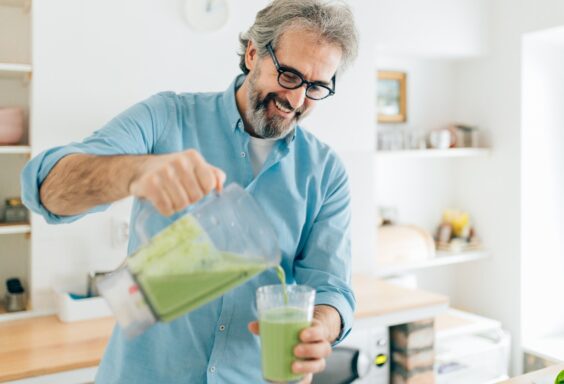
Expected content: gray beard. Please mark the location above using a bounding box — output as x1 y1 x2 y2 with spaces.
245 72 302 139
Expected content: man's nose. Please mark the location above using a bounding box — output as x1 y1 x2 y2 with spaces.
286 86 307 110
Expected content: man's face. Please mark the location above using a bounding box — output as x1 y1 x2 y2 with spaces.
244 29 342 139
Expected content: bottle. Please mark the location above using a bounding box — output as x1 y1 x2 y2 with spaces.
97 183 280 338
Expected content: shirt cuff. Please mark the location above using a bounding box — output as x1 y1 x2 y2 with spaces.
314 291 354 346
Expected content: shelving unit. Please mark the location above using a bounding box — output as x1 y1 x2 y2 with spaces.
0 0 29 10
0 1 33 319
373 10 500 381
0 222 31 235
0 145 31 155
377 148 491 159
375 250 490 277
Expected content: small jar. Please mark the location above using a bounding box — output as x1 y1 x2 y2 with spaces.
4 198 28 223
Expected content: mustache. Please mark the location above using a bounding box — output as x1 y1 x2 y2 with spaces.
255 93 305 117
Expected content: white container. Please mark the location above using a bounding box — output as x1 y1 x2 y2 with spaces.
435 309 511 384
54 289 112 322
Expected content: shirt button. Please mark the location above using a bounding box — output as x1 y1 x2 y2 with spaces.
219 324 226 331
209 366 216 373
240 151 246 158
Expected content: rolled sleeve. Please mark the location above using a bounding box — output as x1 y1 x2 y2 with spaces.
293 156 355 345
21 92 174 224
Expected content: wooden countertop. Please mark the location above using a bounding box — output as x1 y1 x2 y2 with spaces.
0 316 115 383
0 276 448 382
500 363 564 383
352 274 449 325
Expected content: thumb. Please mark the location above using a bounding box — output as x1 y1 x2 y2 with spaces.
212 167 226 193
248 321 260 335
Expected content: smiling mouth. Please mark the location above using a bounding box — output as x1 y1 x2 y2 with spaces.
273 99 294 115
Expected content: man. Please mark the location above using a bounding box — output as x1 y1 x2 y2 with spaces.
21 0 358 382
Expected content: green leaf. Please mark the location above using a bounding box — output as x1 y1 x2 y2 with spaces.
555 369 564 384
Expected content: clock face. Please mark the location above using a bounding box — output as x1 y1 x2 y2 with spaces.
184 0 229 32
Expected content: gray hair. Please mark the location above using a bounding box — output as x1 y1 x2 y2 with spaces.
238 0 359 75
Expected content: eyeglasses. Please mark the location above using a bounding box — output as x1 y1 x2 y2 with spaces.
266 42 336 101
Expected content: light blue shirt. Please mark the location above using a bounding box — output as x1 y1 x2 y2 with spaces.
21 75 355 383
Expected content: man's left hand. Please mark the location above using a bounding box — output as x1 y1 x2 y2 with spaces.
248 305 341 384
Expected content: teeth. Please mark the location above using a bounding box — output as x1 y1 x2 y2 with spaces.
274 99 292 113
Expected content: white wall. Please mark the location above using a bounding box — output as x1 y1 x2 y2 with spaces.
29 0 377 308
373 0 490 58
522 28 564 341
374 57 458 234
450 0 564 374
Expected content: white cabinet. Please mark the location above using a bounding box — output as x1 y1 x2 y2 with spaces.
0 1 32 319
435 309 511 384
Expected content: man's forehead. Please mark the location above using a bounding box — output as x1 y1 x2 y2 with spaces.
276 28 328 53
274 29 342 76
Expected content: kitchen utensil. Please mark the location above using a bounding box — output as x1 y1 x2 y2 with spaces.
97 183 280 338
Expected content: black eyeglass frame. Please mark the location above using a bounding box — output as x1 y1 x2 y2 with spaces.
266 42 336 101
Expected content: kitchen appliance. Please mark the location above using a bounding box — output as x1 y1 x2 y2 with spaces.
97 183 280 338
313 322 390 384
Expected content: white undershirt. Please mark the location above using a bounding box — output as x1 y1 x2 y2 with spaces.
248 136 278 176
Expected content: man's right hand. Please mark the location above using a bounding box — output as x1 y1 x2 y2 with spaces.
129 149 226 216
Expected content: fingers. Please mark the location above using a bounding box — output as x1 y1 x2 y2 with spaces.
294 341 332 359
183 150 225 197
299 321 329 343
298 373 313 384
247 321 260 335
131 173 175 216
130 149 226 216
292 321 332 376
293 358 326 374
212 167 226 193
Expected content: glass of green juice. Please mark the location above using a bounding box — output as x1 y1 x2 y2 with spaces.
257 284 315 384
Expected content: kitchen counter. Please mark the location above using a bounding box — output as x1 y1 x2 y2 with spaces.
0 315 115 383
353 274 449 326
0 276 448 383
500 363 564 383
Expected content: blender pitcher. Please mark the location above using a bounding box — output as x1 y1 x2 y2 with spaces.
97 183 280 338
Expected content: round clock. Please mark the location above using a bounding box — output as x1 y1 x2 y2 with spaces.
183 0 229 32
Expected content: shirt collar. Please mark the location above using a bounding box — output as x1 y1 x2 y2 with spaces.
221 74 297 146
221 74 245 132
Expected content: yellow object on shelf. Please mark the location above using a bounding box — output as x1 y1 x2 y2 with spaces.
442 209 470 237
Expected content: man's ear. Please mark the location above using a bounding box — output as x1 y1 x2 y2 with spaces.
245 40 257 72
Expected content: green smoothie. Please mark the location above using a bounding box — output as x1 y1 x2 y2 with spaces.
260 306 311 383
275 265 288 304
128 215 270 321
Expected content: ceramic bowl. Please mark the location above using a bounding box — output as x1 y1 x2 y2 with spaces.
0 107 25 145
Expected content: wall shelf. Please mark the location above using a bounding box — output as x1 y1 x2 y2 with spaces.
0 222 31 235
0 0 30 9
375 250 490 277
0 62 32 79
0 146 31 155
376 148 491 159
